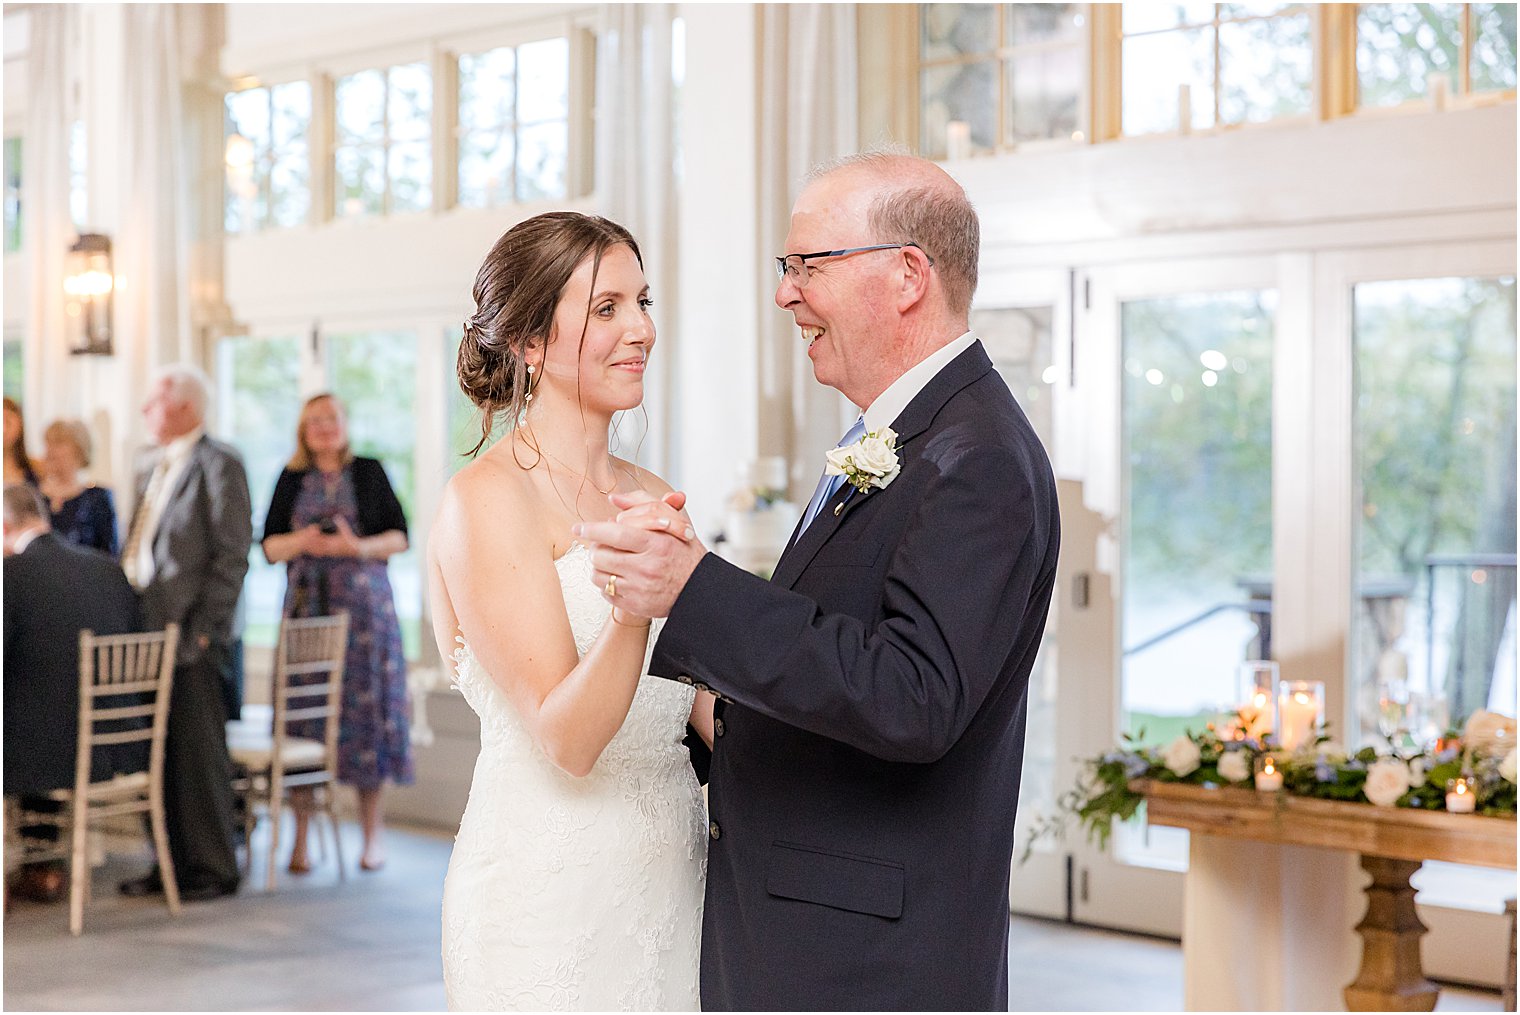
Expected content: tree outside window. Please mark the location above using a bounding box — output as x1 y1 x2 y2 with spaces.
1121 4 1313 136
1357 3 1518 109
457 37 570 207
225 81 313 233
336 63 433 218
4 137 20 253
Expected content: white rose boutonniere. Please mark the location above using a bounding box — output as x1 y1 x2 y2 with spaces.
825 427 901 494
1217 749 1252 784
1363 758 1412 807
1161 735 1201 778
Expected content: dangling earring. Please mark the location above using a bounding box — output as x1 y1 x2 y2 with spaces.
525 363 537 403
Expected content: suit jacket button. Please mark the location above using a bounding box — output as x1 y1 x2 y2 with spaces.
677 675 693 685
714 718 725 737
709 821 721 840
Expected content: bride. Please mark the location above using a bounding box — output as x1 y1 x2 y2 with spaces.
428 212 712 1011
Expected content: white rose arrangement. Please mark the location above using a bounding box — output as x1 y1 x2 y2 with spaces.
1363 758 1412 807
1161 735 1201 778
825 427 901 493
1216 749 1252 783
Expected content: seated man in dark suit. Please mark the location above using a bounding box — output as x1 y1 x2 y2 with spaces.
3 483 145 902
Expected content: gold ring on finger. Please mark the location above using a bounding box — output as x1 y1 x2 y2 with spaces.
606 575 617 598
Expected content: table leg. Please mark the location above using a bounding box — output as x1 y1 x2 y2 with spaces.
1343 855 1438 1012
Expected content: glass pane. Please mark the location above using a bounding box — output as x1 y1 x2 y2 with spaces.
920 60 999 156
1006 3 1084 46
1123 2 1216 35
1123 28 1216 134
388 62 432 142
389 140 433 213
216 336 302 650
69 120 87 229
227 88 271 152
921 3 998 61
517 38 570 123
1218 13 1313 123
335 144 384 219
515 122 567 202
1472 2 1519 93
1357 3 1463 109
1119 290 1275 869
269 148 309 228
1006 46 1082 142
974 305 1059 847
1352 277 1517 746
270 81 310 147
4 136 20 253
327 331 422 658
3 338 22 401
1220 2 1300 18
336 69 386 143
459 128 514 208
459 46 516 132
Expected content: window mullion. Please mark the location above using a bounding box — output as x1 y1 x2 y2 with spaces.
1460 3 1473 96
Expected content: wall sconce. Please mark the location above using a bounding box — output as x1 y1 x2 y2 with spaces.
64 232 114 355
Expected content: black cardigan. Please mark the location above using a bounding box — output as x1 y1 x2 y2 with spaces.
262 457 408 542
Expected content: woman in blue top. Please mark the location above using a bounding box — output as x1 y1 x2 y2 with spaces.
39 419 118 558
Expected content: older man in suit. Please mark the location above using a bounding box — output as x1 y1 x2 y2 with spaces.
4 483 144 902
582 150 1060 1009
118 364 251 902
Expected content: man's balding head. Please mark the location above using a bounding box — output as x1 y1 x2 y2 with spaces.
803 149 980 315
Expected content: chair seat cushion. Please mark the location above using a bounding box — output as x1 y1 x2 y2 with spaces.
228 735 327 771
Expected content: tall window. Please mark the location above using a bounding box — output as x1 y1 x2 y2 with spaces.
919 4 1087 157
1352 277 1516 747
1122 4 1313 135
335 63 433 218
68 121 87 229
457 37 570 207
3 136 19 253
224 82 313 233
1357 3 1518 109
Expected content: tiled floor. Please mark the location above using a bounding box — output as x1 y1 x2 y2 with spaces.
3 823 1505 1012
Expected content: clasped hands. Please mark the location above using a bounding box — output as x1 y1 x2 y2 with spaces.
294 516 365 559
575 490 707 623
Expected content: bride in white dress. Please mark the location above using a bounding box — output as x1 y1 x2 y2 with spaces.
427 213 712 1011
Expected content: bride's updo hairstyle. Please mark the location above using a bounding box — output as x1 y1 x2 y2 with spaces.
458 211 643 454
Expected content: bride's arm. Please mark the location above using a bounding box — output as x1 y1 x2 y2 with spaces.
689 692 715 749
432 467 652 778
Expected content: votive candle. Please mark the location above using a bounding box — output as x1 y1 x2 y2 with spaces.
1254 756 1283 792
1445 776 1476 813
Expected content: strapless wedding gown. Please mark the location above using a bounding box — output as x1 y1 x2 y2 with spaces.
442 543 707 1011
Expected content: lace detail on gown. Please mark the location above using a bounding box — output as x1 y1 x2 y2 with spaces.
442 543 707 1011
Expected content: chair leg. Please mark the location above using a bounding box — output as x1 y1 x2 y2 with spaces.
150 788 181 917
68 796 86 936
265 776 283 892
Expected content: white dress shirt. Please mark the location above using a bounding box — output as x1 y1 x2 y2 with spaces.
861 331 978 434
128 425 204 588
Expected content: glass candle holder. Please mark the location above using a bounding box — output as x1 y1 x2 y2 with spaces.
1237 661 1280 742
1445 775 1477 814
1277 680 1325 752
1254 754 1283 792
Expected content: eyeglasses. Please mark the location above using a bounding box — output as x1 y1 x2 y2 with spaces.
774 242 932 287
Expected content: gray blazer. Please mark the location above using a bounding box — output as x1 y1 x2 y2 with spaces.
131 434 252 666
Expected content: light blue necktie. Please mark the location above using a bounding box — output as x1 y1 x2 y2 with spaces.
797 416 867 538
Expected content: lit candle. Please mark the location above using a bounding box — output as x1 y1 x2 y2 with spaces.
1278 689 1318 752
1177 84 1192 135
1445 776 1476 814
946 121 972 161
1243 689 1273 740
1255 757 1283 792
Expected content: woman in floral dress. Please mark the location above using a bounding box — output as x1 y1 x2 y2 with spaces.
262 393 413 871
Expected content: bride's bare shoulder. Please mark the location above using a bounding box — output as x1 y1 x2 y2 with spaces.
435 447 540 548
617 459 677 498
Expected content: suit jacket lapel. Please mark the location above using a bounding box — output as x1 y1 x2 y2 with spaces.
770 342 996 591
151 437 205 560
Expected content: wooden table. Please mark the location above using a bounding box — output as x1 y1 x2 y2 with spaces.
1132 779 1516 1011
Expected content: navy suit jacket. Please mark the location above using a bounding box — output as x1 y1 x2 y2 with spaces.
651 341 1061 1010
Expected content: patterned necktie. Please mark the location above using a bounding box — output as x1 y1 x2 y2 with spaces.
796 416 867 539
122 457 170 590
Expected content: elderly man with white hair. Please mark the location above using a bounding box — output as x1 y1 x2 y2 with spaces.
118 363 252 902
